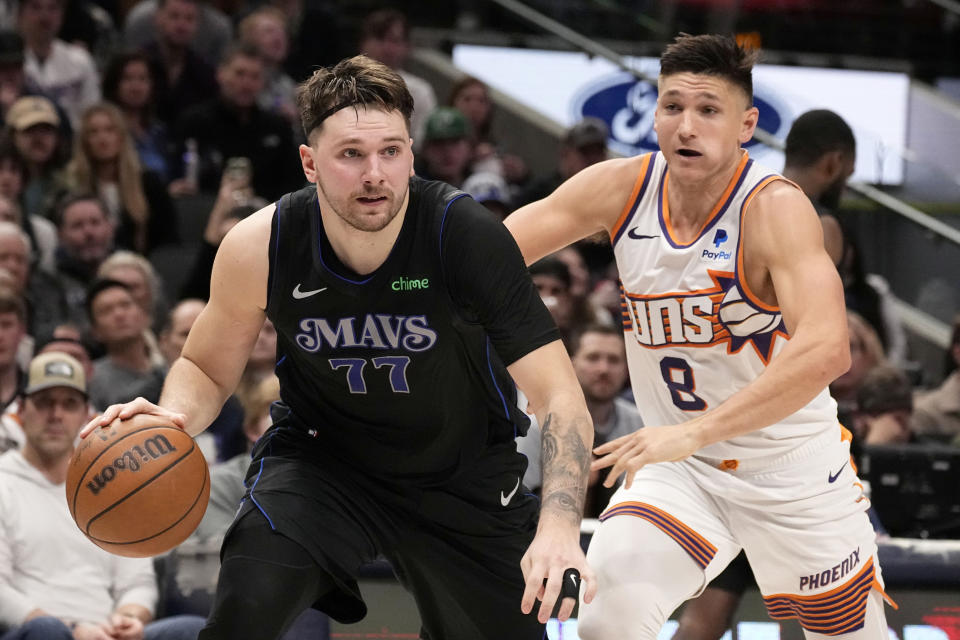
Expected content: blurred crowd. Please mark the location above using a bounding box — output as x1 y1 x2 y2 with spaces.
0 1 956 637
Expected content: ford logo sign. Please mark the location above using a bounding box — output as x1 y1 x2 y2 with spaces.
572 72 788 157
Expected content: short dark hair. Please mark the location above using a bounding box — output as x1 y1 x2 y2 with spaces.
659 34 758 105
156 0 198 9
85 278 131 322
219 41 263 69
296 54 413 143
857 365 913 415
359 9 409 43
0 135 25 175
53 192 108 228
528 257 571 289
784 110 856 168
102 50 162 108
570 323 623 356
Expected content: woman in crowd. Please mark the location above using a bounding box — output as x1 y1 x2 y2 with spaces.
64 102 178 254
102 50 172 181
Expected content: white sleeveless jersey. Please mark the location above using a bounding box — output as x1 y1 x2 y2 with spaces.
611 151 838 461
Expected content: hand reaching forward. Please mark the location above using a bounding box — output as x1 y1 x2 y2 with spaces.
592 423 703 488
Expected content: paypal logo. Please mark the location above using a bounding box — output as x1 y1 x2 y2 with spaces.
713 229 728 248
572 72 787 158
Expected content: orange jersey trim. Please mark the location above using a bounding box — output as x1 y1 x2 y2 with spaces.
610 153 655 244
661 151 750 248
600 501 718 569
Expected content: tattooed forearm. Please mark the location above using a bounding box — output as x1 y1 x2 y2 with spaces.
540 411 592 525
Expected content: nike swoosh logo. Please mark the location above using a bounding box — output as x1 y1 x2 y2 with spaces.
828 460 849 483
627 228 660 240
292 284 327 299
500 477 520 506
569 574 579 588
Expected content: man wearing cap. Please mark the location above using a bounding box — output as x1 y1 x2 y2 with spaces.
415 106 473 188
6 94 66 217
517 117 609 207
0 351 206 640
18 0 100 128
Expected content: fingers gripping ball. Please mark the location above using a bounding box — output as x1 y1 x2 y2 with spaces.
66 414 209 558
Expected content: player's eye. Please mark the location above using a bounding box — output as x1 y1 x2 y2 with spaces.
383 146 400 157
342 149 359 158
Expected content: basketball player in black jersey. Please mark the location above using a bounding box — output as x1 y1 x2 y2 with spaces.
82 55 596 639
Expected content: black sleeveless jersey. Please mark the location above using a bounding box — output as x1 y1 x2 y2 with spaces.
265 178 558 486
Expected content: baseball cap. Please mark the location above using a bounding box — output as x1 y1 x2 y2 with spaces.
424 107 470 143
463 171 510 205
25 351 87 396
0 31 24 66
6 96 60 131
564 117 608 149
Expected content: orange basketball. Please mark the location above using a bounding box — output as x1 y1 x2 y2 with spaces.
66 414 210 558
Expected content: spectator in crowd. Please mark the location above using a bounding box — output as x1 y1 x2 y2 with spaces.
0 220 78 339
102 49 172 180
97 249 167 332
57 0 117 66
142 0 218 126
415 106 473 188
529 256 605 350
0 29 69 133
18 0 100 127
448 75 527 186
0 286 23 420
0 350 207 640
35 322 93 380
178 165 261 301
6 95 68 217
517 325 642 514
52 193 115 313
461 170 511 219
358 8 436 149
171 42 301 201
65 102 178 254
853 365 916 447
158 297 244 462
237 6 297 135
0 145 57 273
124 0 231 66
831 310 887 430
912 314 960 445
517 117 609 207
782 109 907 366
85 277 165 408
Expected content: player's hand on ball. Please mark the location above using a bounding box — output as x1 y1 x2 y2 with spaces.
593 423 703 488
80 397 186 439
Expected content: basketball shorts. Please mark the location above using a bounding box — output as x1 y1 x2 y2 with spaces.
226 421 545 640
598 426 891 636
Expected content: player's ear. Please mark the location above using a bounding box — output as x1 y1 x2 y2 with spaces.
299 144 317 183
739 106 759 145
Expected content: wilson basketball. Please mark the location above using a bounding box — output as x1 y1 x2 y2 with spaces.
66 414 210 558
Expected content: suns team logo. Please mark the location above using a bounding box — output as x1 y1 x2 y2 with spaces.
620 270 787 364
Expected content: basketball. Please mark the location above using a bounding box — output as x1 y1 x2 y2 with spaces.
66 414 210 558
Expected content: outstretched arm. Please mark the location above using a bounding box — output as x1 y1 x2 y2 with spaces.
509 340 597 622
83 205 274 437
505 157 641 265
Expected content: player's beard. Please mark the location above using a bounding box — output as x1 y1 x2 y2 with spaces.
819 174 846 212
317 178 408 233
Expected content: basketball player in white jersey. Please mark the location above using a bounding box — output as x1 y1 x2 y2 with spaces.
505 34 891 639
